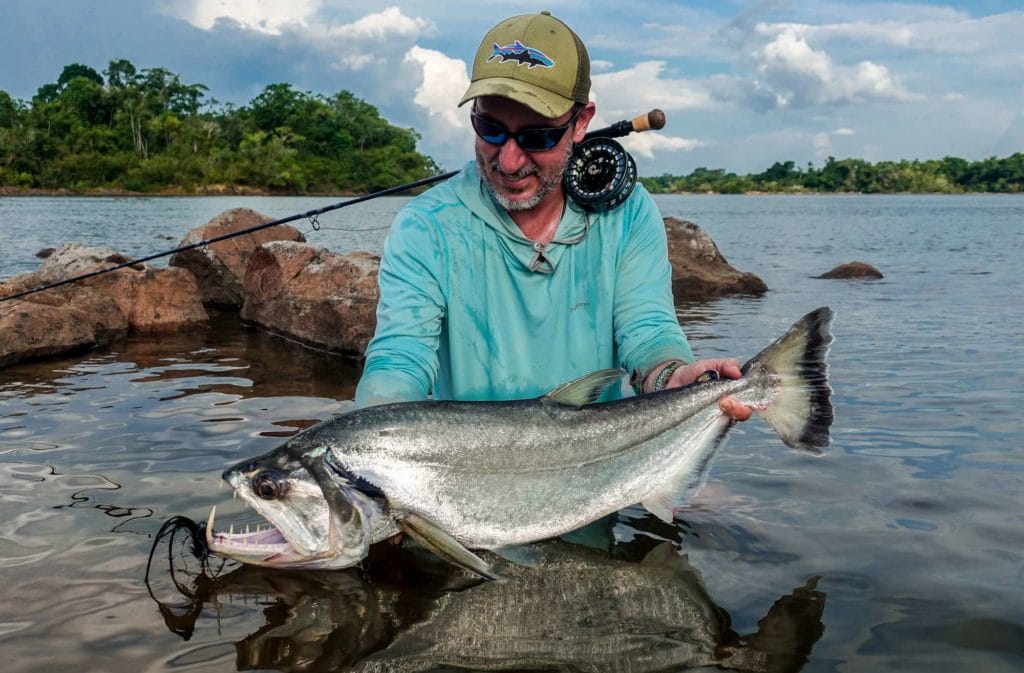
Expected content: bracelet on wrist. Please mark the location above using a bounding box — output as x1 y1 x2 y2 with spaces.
653 361 686 392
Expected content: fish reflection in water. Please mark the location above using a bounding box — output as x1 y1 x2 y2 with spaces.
149 535 825 673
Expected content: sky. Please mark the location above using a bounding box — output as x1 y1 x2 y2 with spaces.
2 0 1022 176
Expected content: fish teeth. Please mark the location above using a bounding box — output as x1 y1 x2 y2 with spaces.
205 506 216 547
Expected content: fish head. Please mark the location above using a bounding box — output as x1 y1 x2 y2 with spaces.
206 444 377 570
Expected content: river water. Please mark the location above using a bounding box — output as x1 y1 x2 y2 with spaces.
0 193 1022 672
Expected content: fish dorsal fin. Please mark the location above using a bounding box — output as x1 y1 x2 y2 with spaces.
398 513 500 580
542 369 626 408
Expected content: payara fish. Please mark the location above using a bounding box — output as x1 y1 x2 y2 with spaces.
206 308 834 578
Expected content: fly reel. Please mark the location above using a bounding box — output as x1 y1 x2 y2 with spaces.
564 136 637 213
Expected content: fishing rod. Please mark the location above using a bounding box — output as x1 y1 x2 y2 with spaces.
584 108 666 141
1 108 667 302
0 171 457 304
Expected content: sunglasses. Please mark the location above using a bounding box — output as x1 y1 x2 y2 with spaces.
471 105 582 152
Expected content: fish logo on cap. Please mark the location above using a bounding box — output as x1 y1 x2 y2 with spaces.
487 40 554 69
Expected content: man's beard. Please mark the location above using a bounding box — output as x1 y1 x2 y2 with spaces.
477 142 573 212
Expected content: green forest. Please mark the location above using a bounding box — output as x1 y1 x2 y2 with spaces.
0 60 438 194
641 154 1023 194
1 60 1021 195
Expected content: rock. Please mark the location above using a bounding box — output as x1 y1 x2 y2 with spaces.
0 270 129 344
170 208 306 310
0 301 96 368
0 246 208 368
132 268 209 332
663 217 768 299
99 266 209 333
17 283 130 344
242 241 379 357
35 248 55 259
817 261 883 279
36 242 144 281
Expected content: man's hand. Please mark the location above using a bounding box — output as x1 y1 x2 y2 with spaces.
663 358 753 422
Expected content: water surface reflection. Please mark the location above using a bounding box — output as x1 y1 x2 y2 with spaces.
149 539 825 673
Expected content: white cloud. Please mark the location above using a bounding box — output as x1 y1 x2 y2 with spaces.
750 28 917 107
326 6 433 41
760 19 919 49
592 61 713 120
166 3 436 72
317 7 434 73
167 0 322 34
400 46 472 167
758 29 832 85
622 132 704 160
762 10 1024 57
404 46 469 130
833 127 855 136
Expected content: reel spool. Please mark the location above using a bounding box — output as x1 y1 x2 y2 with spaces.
563 136 637 213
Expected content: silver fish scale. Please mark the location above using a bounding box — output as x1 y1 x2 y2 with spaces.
305 376 765 548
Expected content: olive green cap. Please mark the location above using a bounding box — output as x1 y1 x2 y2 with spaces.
459 11 591 118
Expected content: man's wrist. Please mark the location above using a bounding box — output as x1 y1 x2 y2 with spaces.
639 359 688 394
653 360 686 392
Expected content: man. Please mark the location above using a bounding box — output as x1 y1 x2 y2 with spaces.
355 11 751 423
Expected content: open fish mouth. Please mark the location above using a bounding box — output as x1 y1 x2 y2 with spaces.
204 507 301 565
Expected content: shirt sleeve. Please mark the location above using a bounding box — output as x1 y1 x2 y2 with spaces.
612 185 694 379
355 210 446 408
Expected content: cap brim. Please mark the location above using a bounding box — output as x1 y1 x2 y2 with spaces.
459 78 575 118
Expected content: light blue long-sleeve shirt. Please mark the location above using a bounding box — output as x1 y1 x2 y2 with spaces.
355 160 693 407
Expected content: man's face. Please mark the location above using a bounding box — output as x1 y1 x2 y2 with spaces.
473 96 592 212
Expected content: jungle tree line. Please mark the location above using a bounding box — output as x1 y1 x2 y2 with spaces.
0 60 438 193
2 60 1021 195
641 155 1024 194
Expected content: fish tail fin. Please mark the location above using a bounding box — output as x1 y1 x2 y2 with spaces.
743 307 834 453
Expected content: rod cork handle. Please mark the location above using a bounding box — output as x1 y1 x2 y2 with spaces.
631 109 666 133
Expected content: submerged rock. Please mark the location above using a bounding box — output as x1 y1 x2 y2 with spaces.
241 241 380 357
0 243 207 368
0 301 96 368
664 217 768 299
817 261 884 279
170 207 305 310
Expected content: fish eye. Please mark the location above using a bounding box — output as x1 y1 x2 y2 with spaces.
252 471 287 500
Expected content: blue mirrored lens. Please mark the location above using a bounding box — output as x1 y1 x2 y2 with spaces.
471 112 568 152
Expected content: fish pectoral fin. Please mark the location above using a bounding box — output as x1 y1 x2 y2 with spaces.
641 415 735 523
397 513 500 581
492 543 544 567
542 368 626 408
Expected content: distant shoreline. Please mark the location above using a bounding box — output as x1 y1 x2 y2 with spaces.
2 185 1020 198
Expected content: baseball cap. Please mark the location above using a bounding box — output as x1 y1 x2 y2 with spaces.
458 11 591 118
